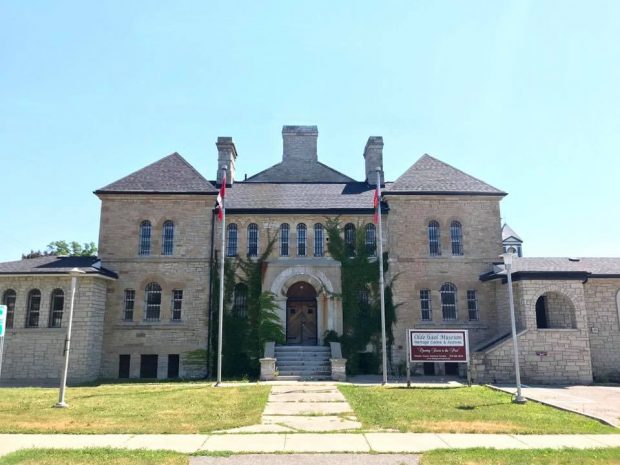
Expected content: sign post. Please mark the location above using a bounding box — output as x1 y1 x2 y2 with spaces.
408 329 470 381
0 305 7 381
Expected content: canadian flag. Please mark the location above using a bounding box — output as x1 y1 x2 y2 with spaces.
216 172 226 221
373 185 380 224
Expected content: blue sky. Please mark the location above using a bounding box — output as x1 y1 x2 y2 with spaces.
1 0 618 261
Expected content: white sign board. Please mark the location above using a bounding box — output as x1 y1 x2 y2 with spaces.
0 305 6 338
408 329 469 363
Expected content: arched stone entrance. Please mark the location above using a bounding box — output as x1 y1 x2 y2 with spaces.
534 291 577 329
286 282 317 345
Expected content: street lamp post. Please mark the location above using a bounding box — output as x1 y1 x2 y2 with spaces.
500 252 527 404
54 268 85 408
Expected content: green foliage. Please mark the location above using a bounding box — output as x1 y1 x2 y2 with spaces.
325 218 398 375
22 240 98 259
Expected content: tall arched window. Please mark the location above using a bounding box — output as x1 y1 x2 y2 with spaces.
450 221 463 256
297 223 307 256
344 223 356 257
314 223 324 257
227 224 238 257
233 283 248 318
139 220 151 256
428 221 440 256
248 223 259 257
280 223 290 257
144 282 162 321
26 289 41 328
49 288 64 328
2 289 16 329
161 220 174 255
365 224 377 256
440 282 457 320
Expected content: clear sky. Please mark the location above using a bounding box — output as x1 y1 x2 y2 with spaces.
1 0 618 262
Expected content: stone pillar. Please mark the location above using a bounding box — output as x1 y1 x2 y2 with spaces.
260 358 277 381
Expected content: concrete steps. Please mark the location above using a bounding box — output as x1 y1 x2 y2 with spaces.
275 346 331 380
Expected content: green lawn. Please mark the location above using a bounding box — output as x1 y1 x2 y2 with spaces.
422 448 620 465
0 383 270 434
0 449 186 465
339 385 616 434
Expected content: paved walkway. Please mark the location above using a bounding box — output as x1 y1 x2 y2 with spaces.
1 433 620 456
220 383 362 432
191 454 420 465
493 385 620 427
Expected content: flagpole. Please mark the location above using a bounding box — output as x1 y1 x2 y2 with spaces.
216 166 227 386
376 168 388 385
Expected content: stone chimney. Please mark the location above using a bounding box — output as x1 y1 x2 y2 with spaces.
364 136 384 186
282 126 318 162
216 137 237 185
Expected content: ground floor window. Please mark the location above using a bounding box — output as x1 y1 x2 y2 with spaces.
423 362 435 375
168 354 180 379
118 354 130 379
445 362 460 376
140 354 158 379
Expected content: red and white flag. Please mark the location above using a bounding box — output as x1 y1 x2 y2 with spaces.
216 172 226 221
373 185 380 224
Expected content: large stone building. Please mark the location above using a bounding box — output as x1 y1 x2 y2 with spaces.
1 125 619 384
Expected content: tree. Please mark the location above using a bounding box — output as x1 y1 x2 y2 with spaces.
22 240 98 259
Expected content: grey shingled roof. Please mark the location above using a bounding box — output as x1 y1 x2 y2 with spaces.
96 153 217 194
0 256 118 279
246 160 355 183
506 257 620 275
387 154 505 195
502 223 523 242
225 182 382 210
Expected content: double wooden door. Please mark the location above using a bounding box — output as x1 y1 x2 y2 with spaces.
286 300 317 345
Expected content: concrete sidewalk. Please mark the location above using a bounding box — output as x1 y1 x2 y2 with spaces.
1 433 619 456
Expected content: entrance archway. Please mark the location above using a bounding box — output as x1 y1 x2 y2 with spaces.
286 282 317 345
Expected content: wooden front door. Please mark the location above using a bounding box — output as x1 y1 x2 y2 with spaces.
286 301 317 345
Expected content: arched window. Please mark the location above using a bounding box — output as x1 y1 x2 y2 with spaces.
420 289 432 321
280 223 290 257
344 223 356 257
226 224 238 257
365 224 377 256
450 221 463 256
139 220 151 256
314 223 324 257
233 283 248 318
49 288 64 328
144 282 162 321
26 289 41 328
248 223 259 257
297 223 307 256
2 289 16 329
428 221 440 256
440 283 457 320
161 220 174 255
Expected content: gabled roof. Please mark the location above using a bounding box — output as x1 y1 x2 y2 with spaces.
95 153 217 195
246 160 354 183
386 154 506 196
225 182 385 211
0 256 118 279
502 223 523 242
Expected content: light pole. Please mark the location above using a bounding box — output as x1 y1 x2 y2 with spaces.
54 268 85 408
376 168 388 385
500 252 527 404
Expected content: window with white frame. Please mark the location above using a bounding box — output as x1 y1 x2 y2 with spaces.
26 289 41 328
440 282 457 320
467 290 479 321
162 220 174 255
420 289 432 321
144 282 162 321
123 289 135 321
365 224 377 256
428 221 440 256
227 223 238 257
314 223 324 257
139 220 151 255
344 223 356 257
450 221 463 256
248 223 259 257
2 289 16 329
48 288 64 328
171 289 183 321
280 223 290 256
233 283 248 318
297 223 307 256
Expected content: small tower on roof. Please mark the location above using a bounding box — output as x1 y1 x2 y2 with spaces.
502 223 523 257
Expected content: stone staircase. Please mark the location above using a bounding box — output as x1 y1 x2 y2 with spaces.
275 345 331 380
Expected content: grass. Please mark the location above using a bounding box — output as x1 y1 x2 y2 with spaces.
0 382 270 434
0 449 186 465
339 385 617 434
421 448 620 464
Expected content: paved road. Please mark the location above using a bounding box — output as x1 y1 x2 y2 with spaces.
493 385 620 427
